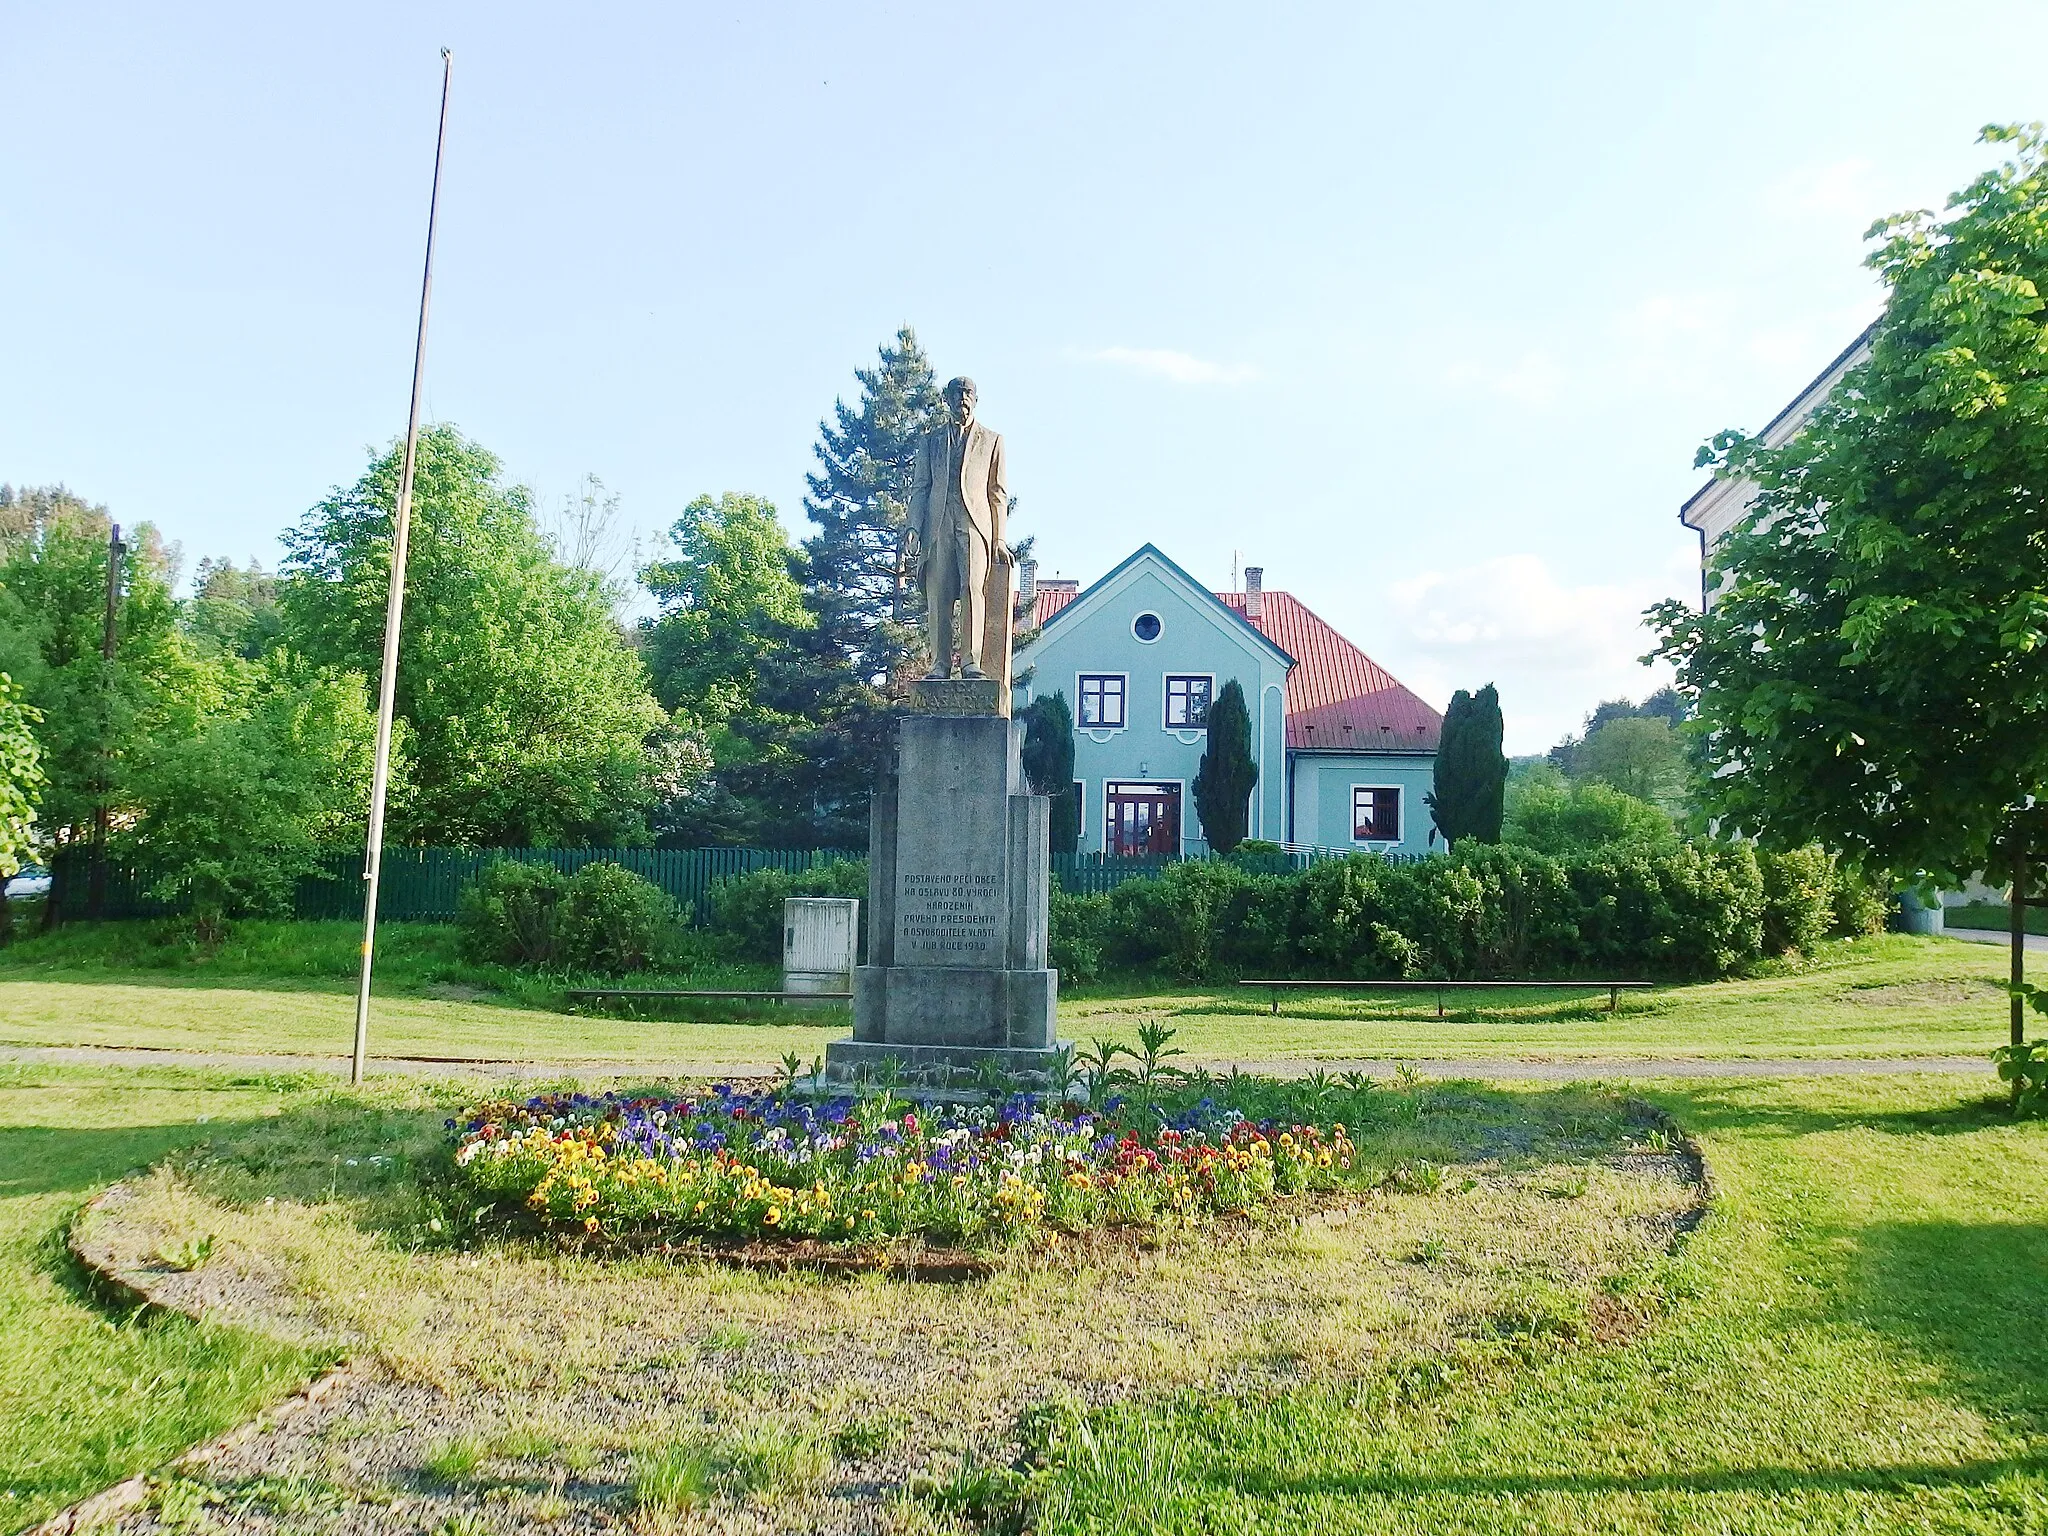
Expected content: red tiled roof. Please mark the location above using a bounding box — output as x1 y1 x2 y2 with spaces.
1215 590 1442 752
1031 585 1079 626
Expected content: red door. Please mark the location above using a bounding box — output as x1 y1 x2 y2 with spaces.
1105 782 1181 855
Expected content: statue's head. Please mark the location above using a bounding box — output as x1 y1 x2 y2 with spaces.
944 376 977 426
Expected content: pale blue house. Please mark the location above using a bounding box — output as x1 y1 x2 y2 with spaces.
1012 545 1443 857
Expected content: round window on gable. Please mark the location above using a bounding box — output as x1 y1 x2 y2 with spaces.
1132 612 1163 643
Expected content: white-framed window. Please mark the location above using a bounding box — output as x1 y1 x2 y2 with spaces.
1164 674 1213 729
1132 611 1163 643
1078 673 1127 729
1352 785 1401 842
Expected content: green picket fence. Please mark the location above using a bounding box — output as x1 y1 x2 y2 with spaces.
47 842 1422 924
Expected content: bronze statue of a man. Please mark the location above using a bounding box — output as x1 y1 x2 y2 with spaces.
906 377 1009 680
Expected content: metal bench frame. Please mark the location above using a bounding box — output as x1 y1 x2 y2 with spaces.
1237 979 1654 1017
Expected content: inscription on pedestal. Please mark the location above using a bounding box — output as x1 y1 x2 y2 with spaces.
897 869 1004 964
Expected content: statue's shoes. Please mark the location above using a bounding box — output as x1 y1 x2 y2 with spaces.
921 669 954 682
959 664 988 680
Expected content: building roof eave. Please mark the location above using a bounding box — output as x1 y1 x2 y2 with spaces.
1030 541 1296 667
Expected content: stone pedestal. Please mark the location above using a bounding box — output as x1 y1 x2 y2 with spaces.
824 697 1063 1089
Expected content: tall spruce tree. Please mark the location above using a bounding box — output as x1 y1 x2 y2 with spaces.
1020 691 1080 856
1427 684 1507 845
1192 679 1258 854
801 327 946 686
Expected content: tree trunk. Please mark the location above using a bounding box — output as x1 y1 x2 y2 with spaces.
40 850 64 933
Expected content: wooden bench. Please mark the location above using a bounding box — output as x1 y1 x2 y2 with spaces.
1237 979 1654 1017
564 988 851 1006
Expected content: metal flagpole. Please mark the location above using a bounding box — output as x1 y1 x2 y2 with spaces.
353 48 453 1087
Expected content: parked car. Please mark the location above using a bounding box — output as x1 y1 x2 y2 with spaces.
4 865 51 900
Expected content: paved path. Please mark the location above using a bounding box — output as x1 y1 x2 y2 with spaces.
1943 926 2048 952
0 1042 1989 1083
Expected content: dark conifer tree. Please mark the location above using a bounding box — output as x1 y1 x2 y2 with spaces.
1192 679 1258 854
1427 683 1507 845
801 327 945 686
1020 691 1080 856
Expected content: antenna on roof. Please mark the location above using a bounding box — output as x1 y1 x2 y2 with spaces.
1231 550 1240 593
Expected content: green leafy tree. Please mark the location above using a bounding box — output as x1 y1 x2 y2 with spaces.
1650 124 2048 1049
0 486 189 857
715 622 889 848
183 557 282 659
279 427 667 846
801 327 945 685
1427 684 1507 845
1192 679 1258 855
640 494 811 736
1504 771 1678 855
1548 690 1689 774
121 654 379 937
0 672 43 943
1638 685 1689 727
0 672 40 868
1576 715 1686 805
1020 690 1080 856
639 493 833 845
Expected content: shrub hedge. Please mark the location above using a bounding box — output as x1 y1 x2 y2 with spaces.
458 841 1879 986
1049 841 1880 984
458 859 687 976
706 859 869 964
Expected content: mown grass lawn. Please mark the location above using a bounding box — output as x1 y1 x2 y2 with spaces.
1039 1074 2048 1534
0 1064 330 1533
0 924 2024 1066
0 1062 2042 1534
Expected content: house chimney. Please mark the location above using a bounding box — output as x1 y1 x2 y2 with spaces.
1244 566 1264 621
1019 558 1038 606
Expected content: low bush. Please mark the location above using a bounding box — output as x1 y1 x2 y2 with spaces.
1761 845 1836 956
1831 865 1895 937
457 860 566 966
557 861 683 976
1502 778 1678 855
1054 837 1838 986
457 859 684 976
1049 889 1109 981
706 860 867 964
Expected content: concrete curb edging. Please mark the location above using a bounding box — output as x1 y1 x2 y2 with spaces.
28 1184 356 1536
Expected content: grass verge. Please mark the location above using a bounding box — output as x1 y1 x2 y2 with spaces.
10 1063 2046 1532
0 929 2028 1067
0 1063 330 1532
1033 1074 2048 1534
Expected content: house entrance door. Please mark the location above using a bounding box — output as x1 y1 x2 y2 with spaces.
1105 781 1181 856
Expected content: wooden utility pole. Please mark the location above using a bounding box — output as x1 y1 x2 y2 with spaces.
353 48 453 1088
2013 823 2029 1051
86 522 124 921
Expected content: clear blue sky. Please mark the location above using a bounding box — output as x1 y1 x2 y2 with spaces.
5 1 2042 750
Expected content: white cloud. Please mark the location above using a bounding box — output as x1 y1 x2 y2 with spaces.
1382 551 1694 753
1444 351 1564 406
1079 346 1261 385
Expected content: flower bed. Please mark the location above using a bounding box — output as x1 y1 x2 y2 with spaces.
449 1085 1367 1248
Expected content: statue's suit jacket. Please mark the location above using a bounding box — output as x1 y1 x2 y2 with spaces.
909 420 1007 561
